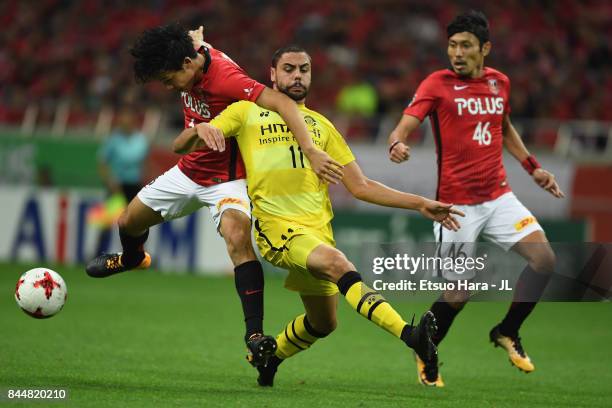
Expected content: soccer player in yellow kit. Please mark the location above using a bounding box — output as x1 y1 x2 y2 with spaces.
175 46 464 386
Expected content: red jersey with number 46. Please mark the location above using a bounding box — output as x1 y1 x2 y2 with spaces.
177 47 265 186
404 67 512 205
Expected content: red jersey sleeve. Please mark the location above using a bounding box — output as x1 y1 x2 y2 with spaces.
210 54 265 102
403 75 440 121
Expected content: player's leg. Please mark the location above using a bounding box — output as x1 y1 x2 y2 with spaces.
483 192 554 372
255 224 434 382
499 230 555 334
490 230 554 372
430 215 480 346
421 207 484 386
207 179 273 362
86 166 201 277
258 294 338 386
86 197 162 277
306 244 437 365
218 209 267 343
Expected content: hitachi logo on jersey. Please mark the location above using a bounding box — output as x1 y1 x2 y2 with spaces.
260 123 290 135
454 97 504 116
181 92 211 118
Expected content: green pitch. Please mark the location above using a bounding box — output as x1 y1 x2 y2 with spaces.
1 262 611 407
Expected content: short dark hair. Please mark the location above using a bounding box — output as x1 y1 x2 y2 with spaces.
130 23 197 83
447 10 490 48
271 45 310 68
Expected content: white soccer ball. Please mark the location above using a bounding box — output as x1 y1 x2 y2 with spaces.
14 268 67 318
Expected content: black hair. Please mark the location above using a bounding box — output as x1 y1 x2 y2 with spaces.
271 45 310 67
447 10 490 48
130 22 197 83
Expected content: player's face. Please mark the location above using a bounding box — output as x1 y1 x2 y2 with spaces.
448 32 490 78
271 52 311 102
158 58 199 92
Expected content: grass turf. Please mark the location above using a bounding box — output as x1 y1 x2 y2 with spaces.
1 262 611 407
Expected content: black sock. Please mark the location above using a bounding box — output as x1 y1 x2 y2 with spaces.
234 260 264 341
119 229 149 267
430 298 464 346
337 271 362 295
400 324 415 348
499 265 551 336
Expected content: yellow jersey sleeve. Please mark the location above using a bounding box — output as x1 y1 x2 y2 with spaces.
209 100 251 138
321 119 355 166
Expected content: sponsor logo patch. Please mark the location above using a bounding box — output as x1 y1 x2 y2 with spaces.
488 79 499 95
217 197 248 211
515 216 536 231
304 115 317 126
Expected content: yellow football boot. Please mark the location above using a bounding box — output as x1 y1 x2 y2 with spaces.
490 325 535 373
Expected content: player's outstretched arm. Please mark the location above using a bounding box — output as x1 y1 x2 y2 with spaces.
255 88 344 184
172 123 224 154
387 114 421 163
172 127 198 154
341 161 464 230
502 115 565 198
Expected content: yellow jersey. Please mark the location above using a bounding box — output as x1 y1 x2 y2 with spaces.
209 101 355 229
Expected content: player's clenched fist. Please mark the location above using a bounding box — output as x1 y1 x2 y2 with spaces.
196 122 225 152
419 200 465 231
388 141 411 163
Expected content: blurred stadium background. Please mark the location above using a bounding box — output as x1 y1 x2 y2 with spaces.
1 2 611 406
1 0 610 273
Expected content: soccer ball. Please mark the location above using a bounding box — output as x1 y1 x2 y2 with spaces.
14 268 67 318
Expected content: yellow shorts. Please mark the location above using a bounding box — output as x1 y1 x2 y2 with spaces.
254 219 339 296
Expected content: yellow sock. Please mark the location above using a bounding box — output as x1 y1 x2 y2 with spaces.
275 314 325 360
339 273 406 338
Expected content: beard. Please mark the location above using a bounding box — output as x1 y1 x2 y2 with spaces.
279 82 309 101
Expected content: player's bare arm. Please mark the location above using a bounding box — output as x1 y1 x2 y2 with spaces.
387 114 420 163
172 123 223 154
255 88 344 184
502 115 565 198
341 161 464 231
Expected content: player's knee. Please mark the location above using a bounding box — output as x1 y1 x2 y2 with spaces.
223 225 251 249
220 212 253 256
530 248 556 275
323 251 354 283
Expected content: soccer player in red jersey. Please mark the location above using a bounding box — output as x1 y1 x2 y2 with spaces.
86 23 342 366
387 11 564 386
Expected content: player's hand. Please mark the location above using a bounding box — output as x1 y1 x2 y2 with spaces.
419 200 465 231
532 168 565 198
305 148 344 184
196 123 225 152
389 141 410 163
188 26 213 50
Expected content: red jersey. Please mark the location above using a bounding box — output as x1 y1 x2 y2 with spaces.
177 47 265 186
404 67 512 205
